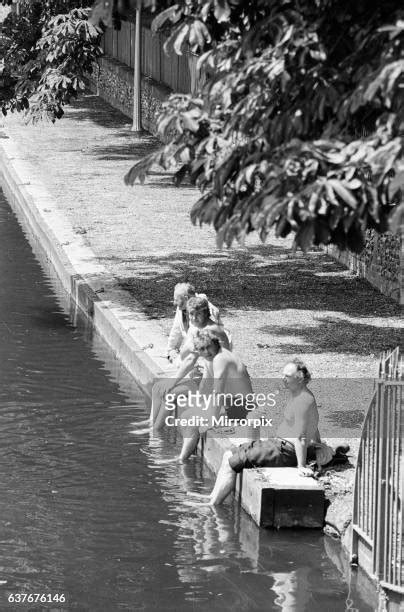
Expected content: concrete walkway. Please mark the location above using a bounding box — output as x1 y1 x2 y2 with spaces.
1 93 403 442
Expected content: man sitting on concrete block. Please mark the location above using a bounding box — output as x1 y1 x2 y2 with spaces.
190 359 326 505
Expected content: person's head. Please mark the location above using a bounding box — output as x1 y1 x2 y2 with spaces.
187 296 211 329
282 359 311 391
193 329 221 361
173 282 195 310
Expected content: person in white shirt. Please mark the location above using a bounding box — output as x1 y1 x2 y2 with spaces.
131 296 228 432
167 283 221 365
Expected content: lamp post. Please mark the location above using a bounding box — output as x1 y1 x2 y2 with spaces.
131 6 142 132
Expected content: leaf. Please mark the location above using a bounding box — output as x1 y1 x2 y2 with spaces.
214 0 231 23
294 221 315 252
343 178 362 189
151 5 180 34
327 179 357 208
244 164 256 185
192 20 211 48
157 114 175 136
309 49 326 61
173 24 189 55
124 150 162 185
308 191 319 213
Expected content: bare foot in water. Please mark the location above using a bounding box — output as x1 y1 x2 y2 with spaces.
130 419 151 428
129 427 153 435
186 491 211 500
152 456 183 465
183 499 214 508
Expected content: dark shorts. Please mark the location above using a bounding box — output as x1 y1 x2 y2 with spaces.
228 438 316 473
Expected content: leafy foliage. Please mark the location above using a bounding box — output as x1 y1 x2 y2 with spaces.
114 0 404 252
1 1 102 122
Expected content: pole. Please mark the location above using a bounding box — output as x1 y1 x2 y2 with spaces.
132 7 142 132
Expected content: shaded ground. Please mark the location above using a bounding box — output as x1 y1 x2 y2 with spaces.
2 93 402 439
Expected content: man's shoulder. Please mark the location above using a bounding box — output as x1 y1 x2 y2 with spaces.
292 389 316 409
213 348 233 365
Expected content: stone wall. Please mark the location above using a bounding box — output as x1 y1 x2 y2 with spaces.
88 56 171 135
327 227 403 305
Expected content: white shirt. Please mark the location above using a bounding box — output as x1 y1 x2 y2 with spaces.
167 294 221 354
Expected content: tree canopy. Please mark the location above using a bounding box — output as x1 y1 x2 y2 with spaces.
93 0 404 252
2 0 403 251
1 0 102 121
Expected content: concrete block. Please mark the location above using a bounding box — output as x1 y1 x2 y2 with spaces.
240 468 325 529
198 431 325 529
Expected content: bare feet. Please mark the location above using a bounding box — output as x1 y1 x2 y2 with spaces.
152 456 183 465
186 491 211 500
130 419 151 428
183 499 215 508
129 427 153 435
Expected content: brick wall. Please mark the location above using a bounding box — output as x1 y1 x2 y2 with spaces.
327 227 403 305
88 56 170 135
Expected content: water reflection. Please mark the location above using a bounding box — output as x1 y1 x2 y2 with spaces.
138 432 376 611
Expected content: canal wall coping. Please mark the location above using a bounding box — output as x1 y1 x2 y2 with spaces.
0 129 326 533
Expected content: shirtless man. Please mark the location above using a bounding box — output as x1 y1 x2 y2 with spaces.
131 297 229 431
170 329 253 462
191 359 321 505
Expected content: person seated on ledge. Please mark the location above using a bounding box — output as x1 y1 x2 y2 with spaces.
159 329 254 463
167 283 221 365
188 359 322 505
178 329 255 461
132 297 229 432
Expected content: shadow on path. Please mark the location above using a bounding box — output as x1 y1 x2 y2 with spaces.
114 247 400 314
259 317 403 354
65 94 134 130
111 246 402 356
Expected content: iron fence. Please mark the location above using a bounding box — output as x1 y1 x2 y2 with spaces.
352 347 403 594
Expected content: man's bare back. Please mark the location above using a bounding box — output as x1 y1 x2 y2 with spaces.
208 347 252 398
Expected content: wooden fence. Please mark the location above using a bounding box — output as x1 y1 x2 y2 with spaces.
352 347 403 595
101 19 198 95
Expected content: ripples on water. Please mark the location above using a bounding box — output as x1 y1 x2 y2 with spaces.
0 193 376 611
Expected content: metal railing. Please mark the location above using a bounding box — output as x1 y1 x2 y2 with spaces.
352 347 403 594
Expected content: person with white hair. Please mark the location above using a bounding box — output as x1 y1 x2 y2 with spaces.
132 296 229 432
167 283 221 365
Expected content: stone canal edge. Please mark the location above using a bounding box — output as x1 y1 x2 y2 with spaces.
0 135 173 396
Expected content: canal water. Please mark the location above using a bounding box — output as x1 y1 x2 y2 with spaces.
0 190 377 611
